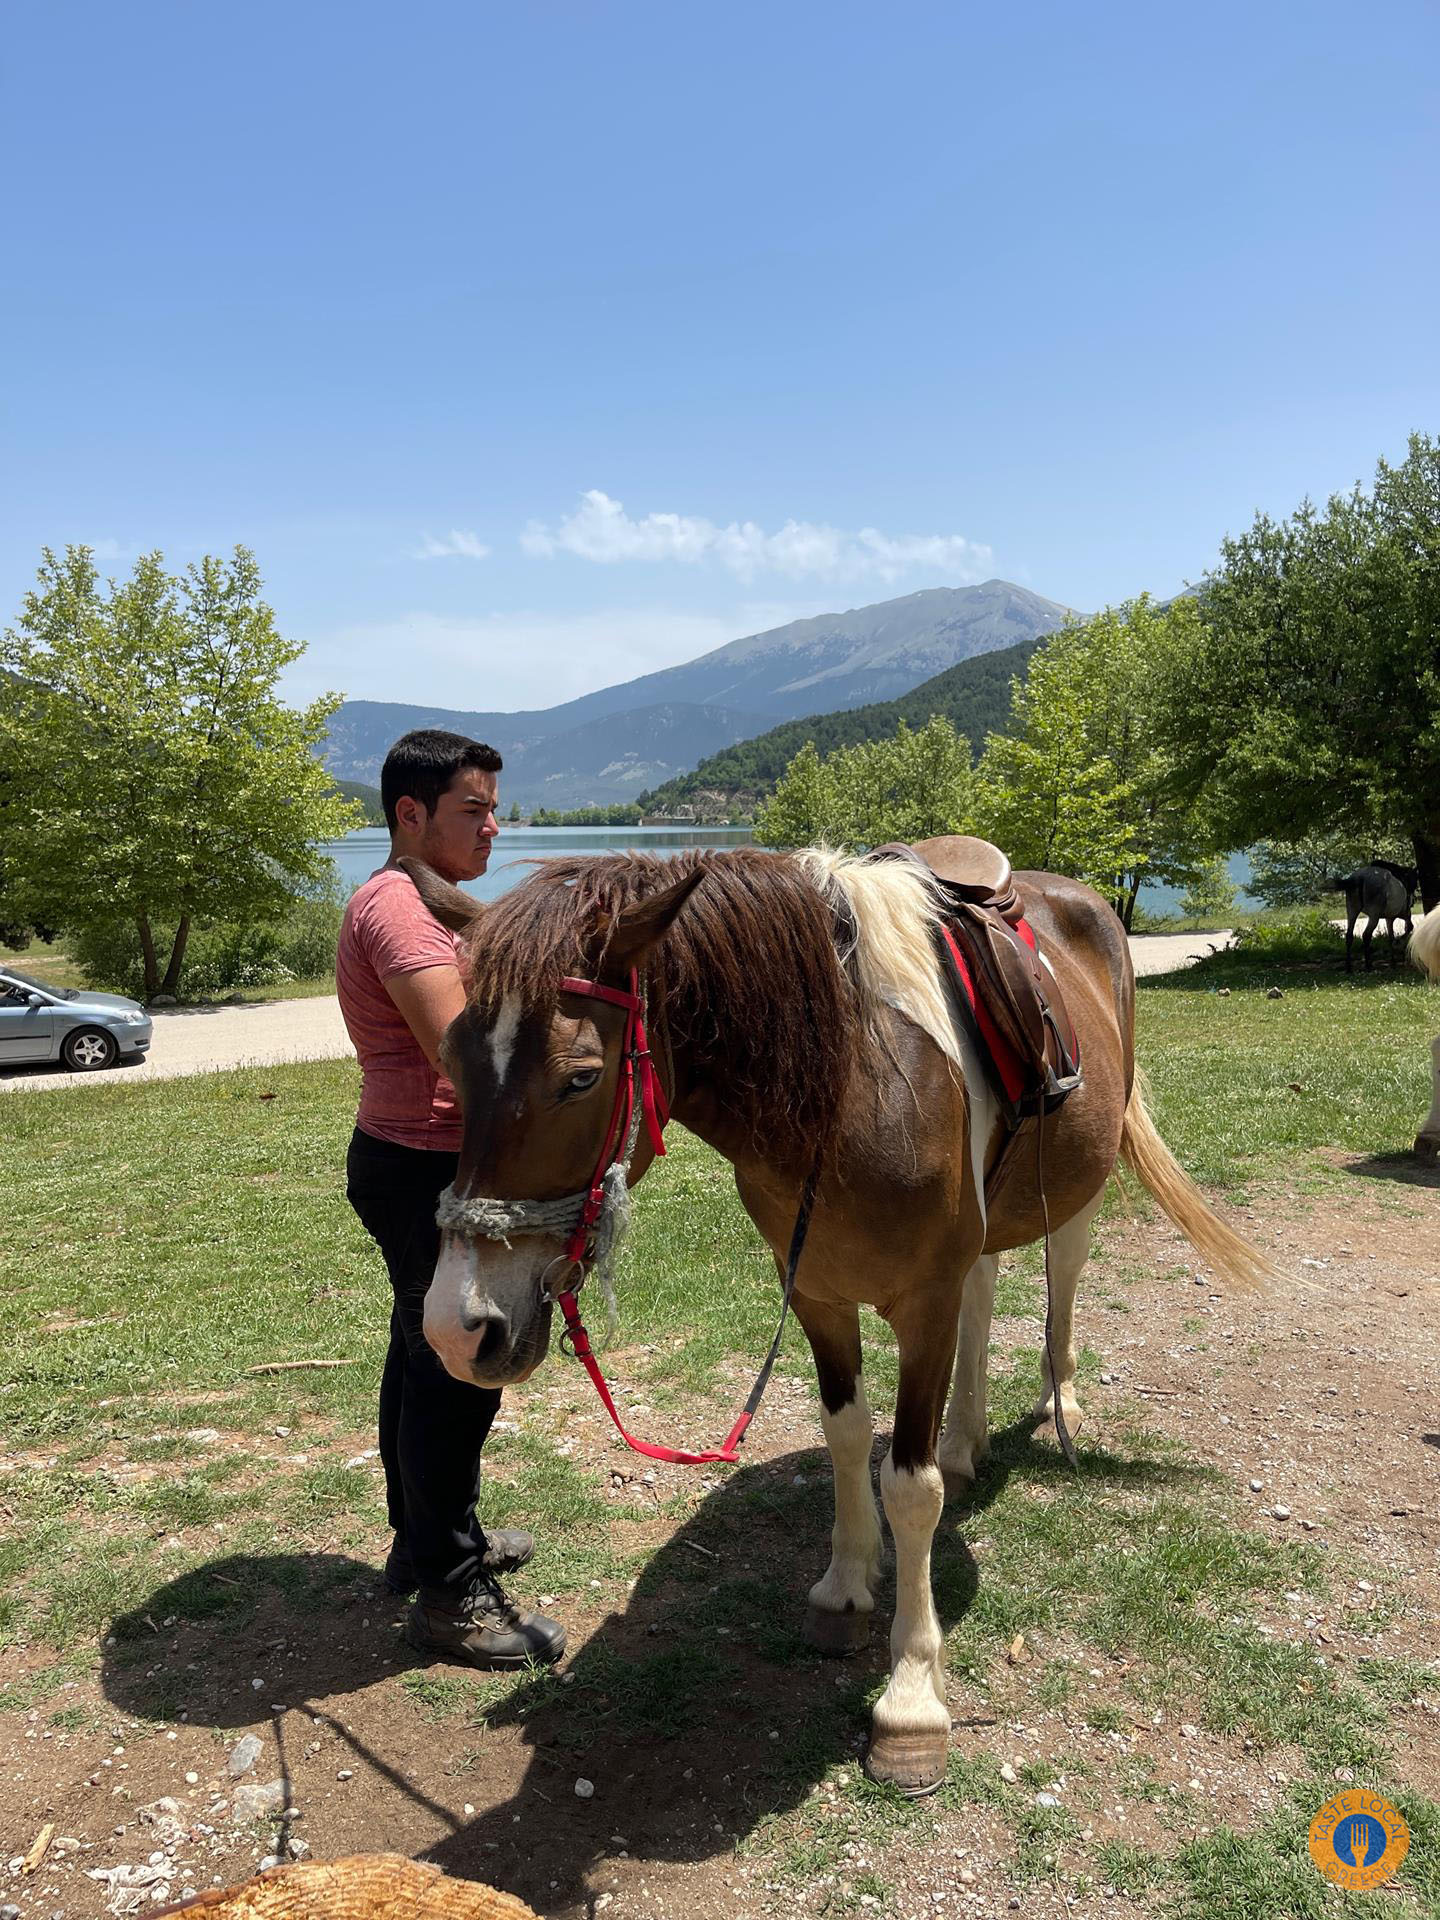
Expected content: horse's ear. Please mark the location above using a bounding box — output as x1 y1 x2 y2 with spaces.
396 857 485 932
602 868 706 973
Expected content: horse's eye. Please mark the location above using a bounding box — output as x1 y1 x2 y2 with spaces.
565 1069 602 1096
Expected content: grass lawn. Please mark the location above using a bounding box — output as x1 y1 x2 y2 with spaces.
1 963 1437 1914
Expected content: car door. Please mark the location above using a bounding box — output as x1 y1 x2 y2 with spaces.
0 984 56 1062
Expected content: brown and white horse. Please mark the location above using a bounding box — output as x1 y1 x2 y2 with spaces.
410 841 1269 1795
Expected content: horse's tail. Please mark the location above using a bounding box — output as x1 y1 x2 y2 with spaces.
1411 904 1440 981
1118 1070 1279 1288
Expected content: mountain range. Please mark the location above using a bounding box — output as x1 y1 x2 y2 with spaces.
320 580 1073 811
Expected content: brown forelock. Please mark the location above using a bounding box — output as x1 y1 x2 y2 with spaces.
460 848 864 1164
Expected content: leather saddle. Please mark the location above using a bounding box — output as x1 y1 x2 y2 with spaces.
866 836 1082 1125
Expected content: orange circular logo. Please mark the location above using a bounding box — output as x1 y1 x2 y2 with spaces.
1308 1789 1409 1891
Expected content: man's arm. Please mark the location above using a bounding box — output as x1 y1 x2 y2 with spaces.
384 964 467 1071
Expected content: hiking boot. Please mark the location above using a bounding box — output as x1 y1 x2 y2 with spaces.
384 1528 535 1596
406 1572 566 1671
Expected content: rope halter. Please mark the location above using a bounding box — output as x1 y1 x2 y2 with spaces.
434 971 669 1299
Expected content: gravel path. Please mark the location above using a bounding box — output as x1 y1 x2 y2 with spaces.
0 929 1232 1094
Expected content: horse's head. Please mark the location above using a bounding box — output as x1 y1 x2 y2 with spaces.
401 858 703 1388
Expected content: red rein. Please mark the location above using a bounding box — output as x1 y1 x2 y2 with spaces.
552 970 809 1467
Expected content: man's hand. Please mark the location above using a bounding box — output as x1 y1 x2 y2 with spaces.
384 964 467 1071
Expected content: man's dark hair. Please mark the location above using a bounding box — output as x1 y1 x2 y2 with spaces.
381 729 503 834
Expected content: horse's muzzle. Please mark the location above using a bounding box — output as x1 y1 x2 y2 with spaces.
424 1233 556 1386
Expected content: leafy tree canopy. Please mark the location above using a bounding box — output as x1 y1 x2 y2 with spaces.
528 803 644 826
974 596 1215 926
1163 431 1440 905
754 716 974 849
0 545 359 998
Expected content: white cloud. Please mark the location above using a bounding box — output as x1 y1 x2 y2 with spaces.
412 530 491 561
521 490 991 584
287 602 826 711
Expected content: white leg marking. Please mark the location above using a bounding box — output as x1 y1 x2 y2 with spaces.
809 1385 883 1618
1033 1185 1105 1428
938 1252 999 1483
487 992 522 1089
874 1456 950 1730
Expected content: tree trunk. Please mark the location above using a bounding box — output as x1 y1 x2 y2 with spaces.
137 915 160 1001
159 915 191 999
1414 828 1440 916
1123 874 1143 931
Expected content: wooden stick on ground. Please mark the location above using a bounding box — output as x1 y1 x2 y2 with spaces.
245 1359 358 1375
24 1822 55 1874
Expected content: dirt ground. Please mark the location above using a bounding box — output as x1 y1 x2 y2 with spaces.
2 1153 1437 1920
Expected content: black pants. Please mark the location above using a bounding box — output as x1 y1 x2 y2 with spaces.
345 1126 500 1596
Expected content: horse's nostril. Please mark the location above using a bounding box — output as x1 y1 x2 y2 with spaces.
471 1314 509 1370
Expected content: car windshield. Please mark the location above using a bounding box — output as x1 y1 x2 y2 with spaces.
1 968 77 1001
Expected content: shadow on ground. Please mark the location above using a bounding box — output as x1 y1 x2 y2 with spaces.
1340 1151 1440 1190
101 1426 1185 1912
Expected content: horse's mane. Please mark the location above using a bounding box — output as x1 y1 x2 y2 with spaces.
461 849 864 1165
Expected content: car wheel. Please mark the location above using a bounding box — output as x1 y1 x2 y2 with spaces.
62 1027 119 1071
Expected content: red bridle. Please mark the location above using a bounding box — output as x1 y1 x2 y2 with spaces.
551 969 815 1467
556 970 669 1269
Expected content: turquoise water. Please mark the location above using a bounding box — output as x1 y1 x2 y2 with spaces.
318 828 1254 915
1137 851 1257 916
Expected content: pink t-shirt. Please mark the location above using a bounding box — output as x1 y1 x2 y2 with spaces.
336 867 465 1151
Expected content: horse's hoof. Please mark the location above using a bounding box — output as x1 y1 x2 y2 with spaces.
804 1603 871 1656
1415 1133 1440 1166
1031 1400 1083 1441
864 1731 948 1797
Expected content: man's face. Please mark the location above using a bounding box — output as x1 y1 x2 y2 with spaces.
412 767 500 883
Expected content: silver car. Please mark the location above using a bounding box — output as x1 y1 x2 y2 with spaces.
0 965 153 1071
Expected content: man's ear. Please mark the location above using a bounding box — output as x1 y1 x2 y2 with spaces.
600 868 707 975
397 856 485 931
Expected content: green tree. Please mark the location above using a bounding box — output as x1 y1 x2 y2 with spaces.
755 717 973 849
1178 856 1237 920
753 740 837 846
1163 433 1440 908
975 597 1212 926
507 801 522 822
0 545 359 999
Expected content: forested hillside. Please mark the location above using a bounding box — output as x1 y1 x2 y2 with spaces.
638 634 1041 821
331 779 385 825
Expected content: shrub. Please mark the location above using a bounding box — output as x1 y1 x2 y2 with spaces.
71 893 343 1001
1223 909 1346 964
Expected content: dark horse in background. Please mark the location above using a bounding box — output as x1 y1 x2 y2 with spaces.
407 842 1272 1795
1332 861 1419 972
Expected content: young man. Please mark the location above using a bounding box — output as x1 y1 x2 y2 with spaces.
337 728 565 1669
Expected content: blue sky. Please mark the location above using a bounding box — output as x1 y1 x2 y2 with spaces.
4 2 1437 712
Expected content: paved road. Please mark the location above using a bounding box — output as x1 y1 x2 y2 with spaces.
0 929 1232 1095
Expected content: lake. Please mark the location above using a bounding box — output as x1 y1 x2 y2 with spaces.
318 825 756 902
318 828 1256 913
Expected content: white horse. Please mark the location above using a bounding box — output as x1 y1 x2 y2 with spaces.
1411 906 1440 1163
